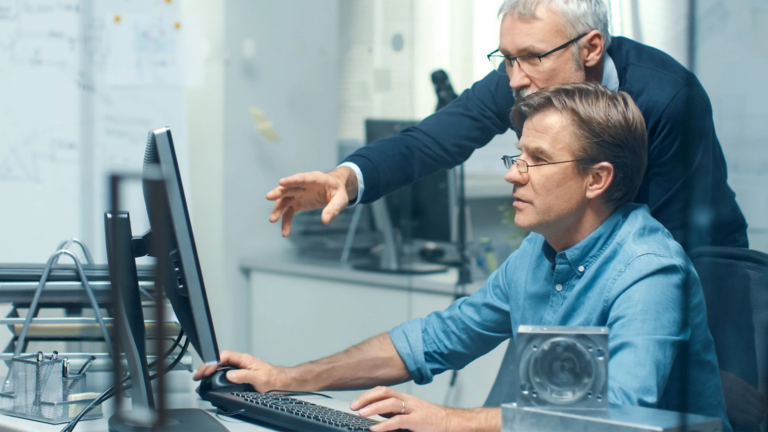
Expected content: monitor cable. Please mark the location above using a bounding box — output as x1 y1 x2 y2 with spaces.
60 330 187 432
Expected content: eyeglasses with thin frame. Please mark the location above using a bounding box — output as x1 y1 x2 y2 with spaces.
501 155 590 173
487 33 589 76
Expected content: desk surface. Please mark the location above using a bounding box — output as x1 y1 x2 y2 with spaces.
0 378 361 432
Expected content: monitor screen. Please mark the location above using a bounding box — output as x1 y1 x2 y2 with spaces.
365 119 453 243
142 127 220 365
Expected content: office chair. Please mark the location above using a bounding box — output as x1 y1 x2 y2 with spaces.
690 246 768 431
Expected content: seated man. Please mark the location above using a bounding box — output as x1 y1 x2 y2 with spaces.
194 83 729 432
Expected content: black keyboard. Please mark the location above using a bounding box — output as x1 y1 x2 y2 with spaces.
207 391 405 431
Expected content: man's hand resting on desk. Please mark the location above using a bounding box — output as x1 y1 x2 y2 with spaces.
266 167 358 237
352 387 501 432
192 350 291 393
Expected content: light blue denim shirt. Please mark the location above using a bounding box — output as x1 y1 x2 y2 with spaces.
390 203 730 430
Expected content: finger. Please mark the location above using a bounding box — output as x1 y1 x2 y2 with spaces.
351 386 398 411
358 398 406 418
192 364 210 380
370 415 407 432
219 350 258 369
269 197 295 223
267 186 307 202
277 172 325 189
282 207 295 237
193 362 221 380
266 185 287 201
321 190 349 225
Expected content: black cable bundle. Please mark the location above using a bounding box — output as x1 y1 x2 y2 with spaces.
60 331 188 432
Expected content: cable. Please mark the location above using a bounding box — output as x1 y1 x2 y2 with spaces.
60 332 186 432
151 331 185 369
68 338 190 432
61 338 189 432
215 408 247 423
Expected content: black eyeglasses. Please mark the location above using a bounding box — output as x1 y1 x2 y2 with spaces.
501 155 590 173
487 33 589 75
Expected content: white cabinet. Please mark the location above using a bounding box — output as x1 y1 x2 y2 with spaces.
247 266 508 408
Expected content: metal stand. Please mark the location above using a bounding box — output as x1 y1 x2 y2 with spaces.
1 239 112 395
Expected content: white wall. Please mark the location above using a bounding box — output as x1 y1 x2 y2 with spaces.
217 0 341 353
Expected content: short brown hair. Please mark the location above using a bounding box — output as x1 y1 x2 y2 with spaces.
510 82 647 207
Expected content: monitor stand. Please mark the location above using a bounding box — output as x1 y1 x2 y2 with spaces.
105 212 227 432
351 200 448 275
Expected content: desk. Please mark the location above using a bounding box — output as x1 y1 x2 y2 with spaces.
0 374 361 432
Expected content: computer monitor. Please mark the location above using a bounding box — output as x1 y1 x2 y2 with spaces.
141 128 219 365
365 119 454 244
104 127 226 432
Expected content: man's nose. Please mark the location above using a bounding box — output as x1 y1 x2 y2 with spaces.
505 164 527 185
508 61 531 91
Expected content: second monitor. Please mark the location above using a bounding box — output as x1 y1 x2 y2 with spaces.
365 119 455 247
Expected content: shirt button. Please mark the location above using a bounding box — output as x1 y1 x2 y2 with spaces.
578 266 585 272
555 284 563 292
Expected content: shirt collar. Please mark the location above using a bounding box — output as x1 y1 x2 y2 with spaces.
601 53 619 92
540 204 636 272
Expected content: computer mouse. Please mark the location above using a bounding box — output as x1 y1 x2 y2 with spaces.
198 366 255 398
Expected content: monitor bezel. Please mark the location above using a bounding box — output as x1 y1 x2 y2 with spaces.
149 127 220 365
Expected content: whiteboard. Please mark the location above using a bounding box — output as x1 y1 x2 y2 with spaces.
0 0 198 264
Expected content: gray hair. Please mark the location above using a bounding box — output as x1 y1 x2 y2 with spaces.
499 0 612 53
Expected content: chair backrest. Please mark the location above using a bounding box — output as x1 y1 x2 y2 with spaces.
483 246 768 411
689 246 768 431
689 246 768 392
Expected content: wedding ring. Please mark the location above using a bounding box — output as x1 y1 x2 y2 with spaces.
400 400 406 414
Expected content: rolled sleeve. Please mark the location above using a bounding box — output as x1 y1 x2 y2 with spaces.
389 318 431 385
390 262 515 386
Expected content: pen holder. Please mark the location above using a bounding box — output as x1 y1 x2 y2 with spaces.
0 355 100 424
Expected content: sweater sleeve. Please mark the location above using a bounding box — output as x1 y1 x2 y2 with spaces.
343 70 514 203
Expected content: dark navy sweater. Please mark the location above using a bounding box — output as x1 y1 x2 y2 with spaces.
344 37 748 250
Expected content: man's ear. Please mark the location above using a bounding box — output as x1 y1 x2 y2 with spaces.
585 162 614 200
581 30 604 68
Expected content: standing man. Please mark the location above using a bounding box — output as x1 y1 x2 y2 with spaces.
267 0 748 251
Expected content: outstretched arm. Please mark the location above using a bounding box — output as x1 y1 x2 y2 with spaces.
266 70 513 236
193 333 410 393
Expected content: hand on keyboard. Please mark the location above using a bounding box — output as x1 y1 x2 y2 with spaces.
193 350 291 393
352 386 495 432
